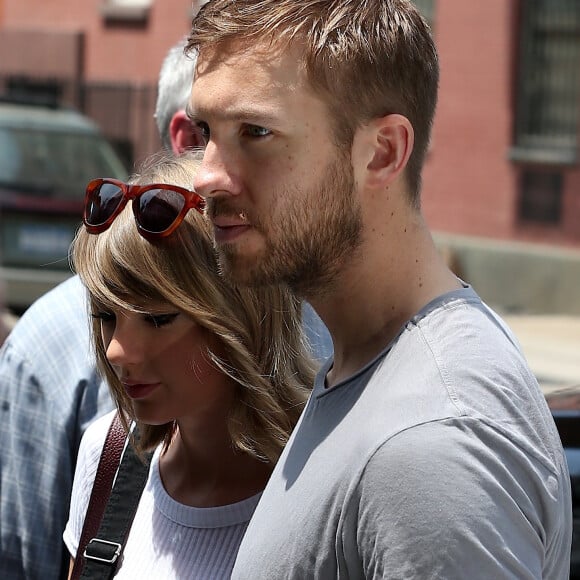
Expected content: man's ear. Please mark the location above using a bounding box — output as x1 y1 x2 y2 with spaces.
364 114 414 187
169 110 205 154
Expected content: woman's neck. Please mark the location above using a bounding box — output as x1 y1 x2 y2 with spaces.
158 422 272 508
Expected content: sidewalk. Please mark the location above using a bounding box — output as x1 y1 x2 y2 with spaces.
504 314 580 394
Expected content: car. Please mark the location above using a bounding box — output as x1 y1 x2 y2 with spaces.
0 95 128 312
545 386 580 578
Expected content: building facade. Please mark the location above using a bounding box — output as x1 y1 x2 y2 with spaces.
422 0 580 247
0 0 579 246
0 0 203 165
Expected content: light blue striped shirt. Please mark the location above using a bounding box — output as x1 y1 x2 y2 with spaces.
0 275 114 580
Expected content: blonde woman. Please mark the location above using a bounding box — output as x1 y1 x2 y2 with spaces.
64 152 315 578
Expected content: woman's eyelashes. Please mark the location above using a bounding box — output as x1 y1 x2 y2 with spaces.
144 312 179 328
90 310 179 328
91 310 115 323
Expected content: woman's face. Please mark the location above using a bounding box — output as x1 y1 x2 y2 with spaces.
96 300 236 427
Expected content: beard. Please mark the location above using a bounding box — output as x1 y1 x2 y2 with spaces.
210 153 363 298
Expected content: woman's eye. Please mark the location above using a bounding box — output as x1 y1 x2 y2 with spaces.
244 125 271 138
91 311 116 324
145 313 179 328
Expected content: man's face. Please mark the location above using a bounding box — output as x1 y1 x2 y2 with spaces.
189 44 363 296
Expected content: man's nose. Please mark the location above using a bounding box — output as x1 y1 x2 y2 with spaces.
193 141 242 199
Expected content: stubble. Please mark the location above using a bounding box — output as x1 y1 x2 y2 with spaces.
213 153 363 299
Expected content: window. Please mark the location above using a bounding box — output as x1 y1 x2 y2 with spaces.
101 0 152 22
5 77 61 107
518 169 563 224
512 0 580 165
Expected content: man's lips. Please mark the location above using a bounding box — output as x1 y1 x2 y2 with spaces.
122 382 161 400
213 224 251 245
211 213 249 228
211 214 251 244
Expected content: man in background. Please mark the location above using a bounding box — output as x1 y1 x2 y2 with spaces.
0 38 202 580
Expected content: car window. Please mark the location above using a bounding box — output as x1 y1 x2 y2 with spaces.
0 127 22 182
0 126 127 198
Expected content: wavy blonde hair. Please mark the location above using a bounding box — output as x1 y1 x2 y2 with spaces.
71 151 316 463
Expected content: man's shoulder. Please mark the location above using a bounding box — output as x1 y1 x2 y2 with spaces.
0 275 96 391
415 288 520 352
6 276 88 346
24 275 87 321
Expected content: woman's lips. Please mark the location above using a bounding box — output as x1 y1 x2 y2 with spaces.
122 382 161 400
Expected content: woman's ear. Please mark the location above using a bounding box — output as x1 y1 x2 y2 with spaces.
169 110 206 154
362 114 414 188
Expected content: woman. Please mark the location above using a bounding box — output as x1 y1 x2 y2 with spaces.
64 152 316 578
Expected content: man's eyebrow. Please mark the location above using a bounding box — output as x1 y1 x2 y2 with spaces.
186 104 281 126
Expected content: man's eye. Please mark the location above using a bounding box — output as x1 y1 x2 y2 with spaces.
91 311 115 324
145 313 179 328
244 125 271 138
196 122 210 143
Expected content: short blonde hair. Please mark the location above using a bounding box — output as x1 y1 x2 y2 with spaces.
71 152 316 463
187 0 438 205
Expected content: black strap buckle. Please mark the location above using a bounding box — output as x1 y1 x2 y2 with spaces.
83 538 122 565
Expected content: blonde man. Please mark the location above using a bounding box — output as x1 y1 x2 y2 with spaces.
187 0 572 578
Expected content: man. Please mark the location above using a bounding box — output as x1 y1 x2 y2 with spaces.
0 39 195 580
0 275 110 580
0 41 202 580
0 36 331 580
187 1 572 578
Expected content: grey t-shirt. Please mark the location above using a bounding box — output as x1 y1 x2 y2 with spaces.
232 286 572 579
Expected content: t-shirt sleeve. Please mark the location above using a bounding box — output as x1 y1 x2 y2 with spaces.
353 419 554 579
63 410 117 558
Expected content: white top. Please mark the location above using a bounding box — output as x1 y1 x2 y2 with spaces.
64 411 261 579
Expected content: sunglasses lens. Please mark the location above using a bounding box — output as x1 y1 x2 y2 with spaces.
85 182 124 226
135 189 186 233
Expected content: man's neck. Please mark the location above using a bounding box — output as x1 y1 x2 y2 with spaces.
309 214 461 387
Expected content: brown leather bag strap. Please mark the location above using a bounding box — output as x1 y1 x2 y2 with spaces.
69 412 126 580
